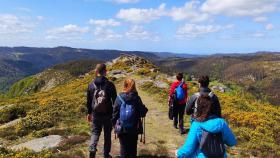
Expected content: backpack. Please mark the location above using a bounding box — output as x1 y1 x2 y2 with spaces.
92 82 109 113
174 82 185 101
116 95 136 133
193 91 214 117
199 129 225 158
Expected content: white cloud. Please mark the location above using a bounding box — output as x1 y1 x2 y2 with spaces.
168 0 209 22
253 16 268 23
0 14 35 34
94 27 122 41
37 16 44 21
116 3 166 23
252 32 265 38
17 7 32 12
265 23 274 30
89 18 120 27
176 23 233 38
113 0 139 4
125 25 160 41
47 24 89 35
201 0 280 17
46 24 89 40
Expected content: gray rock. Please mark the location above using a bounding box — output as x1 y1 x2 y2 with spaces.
211 85 231 93
0 104 14 111
154 81 169 89
0 118 21 128
11 135 62 152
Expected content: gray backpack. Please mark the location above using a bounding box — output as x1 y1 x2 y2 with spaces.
193 91 214 117
92 82 109 113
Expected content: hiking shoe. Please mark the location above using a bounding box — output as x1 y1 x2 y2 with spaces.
89 152 96 158
180 129 187 135
104 154 112 158
173 124 178 129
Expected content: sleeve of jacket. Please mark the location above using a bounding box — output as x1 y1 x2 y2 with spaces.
137 96 148 118
177 123 199 158
185 95 196 115
169 82 176 97
112 96 121 126
222 121 237 147
87 84 94 114
213 95 222 117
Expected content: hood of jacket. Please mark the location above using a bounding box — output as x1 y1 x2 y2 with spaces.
197 118 225 133
94 76 108 85
119 91 139 102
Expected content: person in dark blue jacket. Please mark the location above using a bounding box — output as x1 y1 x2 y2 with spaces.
176 95 236 158
112 78 148 158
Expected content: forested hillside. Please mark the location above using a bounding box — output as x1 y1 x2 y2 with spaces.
155 53 280 105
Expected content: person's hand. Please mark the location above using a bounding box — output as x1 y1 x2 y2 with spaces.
175 150 178 157
87 114 93 122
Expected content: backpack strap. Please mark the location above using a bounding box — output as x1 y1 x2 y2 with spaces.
178 81 184 87
118 95 125 105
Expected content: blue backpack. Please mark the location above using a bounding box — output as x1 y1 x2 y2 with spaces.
117 95 136 132
175 82 185 101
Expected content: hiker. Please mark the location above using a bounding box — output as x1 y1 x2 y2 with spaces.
186 75 221 123
175 95 237 158
86 63 117 158
169 73 188 134
112 78 148 158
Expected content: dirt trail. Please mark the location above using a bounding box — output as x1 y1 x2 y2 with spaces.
94 79 187 158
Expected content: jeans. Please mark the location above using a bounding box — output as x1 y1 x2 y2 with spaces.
89 115 112 157
173 103 186 131
119 134 138 158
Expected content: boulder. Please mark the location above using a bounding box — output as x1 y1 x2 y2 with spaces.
154 81 169 89
11 135 62 152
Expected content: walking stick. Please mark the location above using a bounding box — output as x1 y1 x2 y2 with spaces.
143 117 146 144
140 118 143 143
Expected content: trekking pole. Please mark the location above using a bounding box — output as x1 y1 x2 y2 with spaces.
143 117 146 144
140 118 143 143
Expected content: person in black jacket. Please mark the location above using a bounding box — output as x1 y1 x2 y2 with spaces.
185 76 221 122
87 63 117 158
112 78 148 158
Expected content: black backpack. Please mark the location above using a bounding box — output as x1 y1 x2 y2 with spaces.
199 128 225 158
92 81 109 113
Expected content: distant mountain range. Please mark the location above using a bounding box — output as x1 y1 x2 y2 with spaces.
0 46 279 103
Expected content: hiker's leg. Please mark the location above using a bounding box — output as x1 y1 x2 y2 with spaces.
89 117 102 158
129 134 138 158
173 104 179 127
179 105 186 131
103 116 112 157
119 134 129 158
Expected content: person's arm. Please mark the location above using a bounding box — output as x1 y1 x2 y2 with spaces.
110 82 117 104
168 82 175 102
87 84 94 115
222 121 237 147
86 84 95 122
112 97 121 126
177 123 199 157
137 96 148 118
213 95 222 117
185 95 196 115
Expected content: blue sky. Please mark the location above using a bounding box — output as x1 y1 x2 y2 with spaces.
0 0 280 54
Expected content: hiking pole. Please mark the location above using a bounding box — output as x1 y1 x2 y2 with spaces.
140 118 143 143
143 117 146 144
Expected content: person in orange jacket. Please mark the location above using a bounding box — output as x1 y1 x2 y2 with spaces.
169 73 188 134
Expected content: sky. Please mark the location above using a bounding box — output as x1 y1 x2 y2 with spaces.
0 0 280 54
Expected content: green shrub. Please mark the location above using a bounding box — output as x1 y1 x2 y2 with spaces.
0 106 26 124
